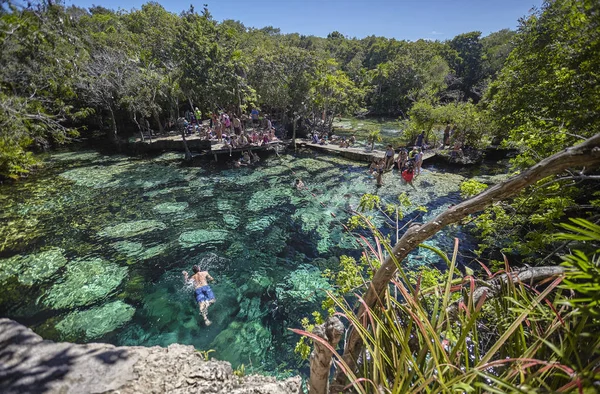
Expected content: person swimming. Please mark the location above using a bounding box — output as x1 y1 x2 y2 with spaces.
295 178 305 190
183 265 215 326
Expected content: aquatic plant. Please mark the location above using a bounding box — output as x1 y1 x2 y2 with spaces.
56 300 135 340
43 257 128 309
98 220 167 238
178 229 229 248
276 265 331 305
153 201 189 214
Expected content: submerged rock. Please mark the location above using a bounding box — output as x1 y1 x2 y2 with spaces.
0 248 67 286
153 202 189 214
211 320 273 366
98 220 167 238
179 229 228 248
111 241 166 261
42 257 128 309
56 300 135 340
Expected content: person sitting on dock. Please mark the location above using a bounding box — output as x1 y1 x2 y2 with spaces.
349 134 356 146
339 137 349 148
408 146 419 161
311 133 319 144
251 151 260 163
233 116 242 135
262 133 270 145
319 136 327 145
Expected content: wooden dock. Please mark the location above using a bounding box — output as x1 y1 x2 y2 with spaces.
295 139 436 163
127 132 289 161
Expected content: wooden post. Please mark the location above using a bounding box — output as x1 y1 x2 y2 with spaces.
309 316 344 394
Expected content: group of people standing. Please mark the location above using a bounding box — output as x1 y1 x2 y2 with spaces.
370 145 424 188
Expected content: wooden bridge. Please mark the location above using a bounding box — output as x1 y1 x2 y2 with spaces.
294 139 436 163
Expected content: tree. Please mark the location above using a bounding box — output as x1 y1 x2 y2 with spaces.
445 31 484 101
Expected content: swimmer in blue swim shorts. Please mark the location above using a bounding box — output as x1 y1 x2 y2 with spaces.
183 265 215 325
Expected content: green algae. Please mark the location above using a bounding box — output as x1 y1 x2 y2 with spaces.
56 300 135 340
98 220 167 238
42 257 128 309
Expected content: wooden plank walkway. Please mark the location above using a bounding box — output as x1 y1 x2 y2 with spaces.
295 139 435 163
208 140 289 161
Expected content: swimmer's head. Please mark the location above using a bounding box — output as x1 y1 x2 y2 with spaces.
192 265 200 273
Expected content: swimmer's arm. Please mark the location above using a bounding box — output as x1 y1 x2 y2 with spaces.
182 271 194 284
207 273 214 282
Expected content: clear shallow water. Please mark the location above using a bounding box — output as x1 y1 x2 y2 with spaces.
333 117 405 149
0 149 479 376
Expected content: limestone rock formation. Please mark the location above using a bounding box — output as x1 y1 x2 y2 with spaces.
0 318 301 394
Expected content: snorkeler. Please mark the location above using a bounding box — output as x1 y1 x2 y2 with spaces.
183 266 215 326
295 178 306 190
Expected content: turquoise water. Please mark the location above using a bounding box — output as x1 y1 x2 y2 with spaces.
0 148 478 375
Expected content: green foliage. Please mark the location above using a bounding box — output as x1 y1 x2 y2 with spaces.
556 218 600 315
196 349 216 361
486 0 600 168
0 2 519 178
460 179 488 198
296 217 600 393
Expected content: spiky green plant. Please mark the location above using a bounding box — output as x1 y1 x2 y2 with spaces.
293 217 600 393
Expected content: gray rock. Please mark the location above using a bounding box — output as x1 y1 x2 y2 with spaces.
0 318 301 394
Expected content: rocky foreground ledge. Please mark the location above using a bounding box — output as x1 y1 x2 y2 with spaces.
0 319 301 394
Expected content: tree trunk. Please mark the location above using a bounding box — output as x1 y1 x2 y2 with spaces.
181 127 192 161
108 106 118 140
133 113 144 142
309 317 344 394
293 117 297 151
333 133 600 388
153 112 164 134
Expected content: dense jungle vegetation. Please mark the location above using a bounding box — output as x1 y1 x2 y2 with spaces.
1 0 599 391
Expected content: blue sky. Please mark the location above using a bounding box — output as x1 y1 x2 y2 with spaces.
64 0 543 41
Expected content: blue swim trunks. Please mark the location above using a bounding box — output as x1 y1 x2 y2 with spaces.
194 285 215 303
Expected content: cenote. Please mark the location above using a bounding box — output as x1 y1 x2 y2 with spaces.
0 148 504 376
